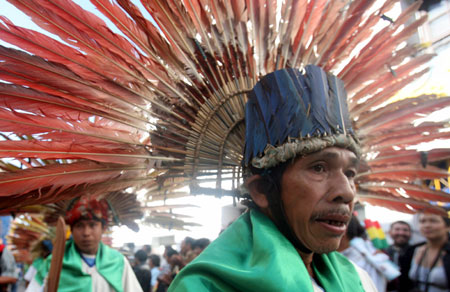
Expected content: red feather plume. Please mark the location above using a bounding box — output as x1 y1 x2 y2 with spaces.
0 0 448 222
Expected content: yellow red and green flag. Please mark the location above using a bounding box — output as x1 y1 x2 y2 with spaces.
364 219 389 250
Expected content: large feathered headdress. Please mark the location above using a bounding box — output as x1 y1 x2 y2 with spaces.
0 0 449 221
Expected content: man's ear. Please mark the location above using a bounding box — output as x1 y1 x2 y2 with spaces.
246 175 269 209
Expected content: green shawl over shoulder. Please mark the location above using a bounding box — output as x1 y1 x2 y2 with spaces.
169 209 365 292
31 257 44 271
35 239 124 292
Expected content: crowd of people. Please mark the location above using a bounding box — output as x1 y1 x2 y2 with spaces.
2 211 449 292
1 196 212 292
128 237 211 292
335 215 450 292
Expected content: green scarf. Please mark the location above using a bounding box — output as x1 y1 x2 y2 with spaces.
31 257 44 270
36 240 124 292
169 209 365 292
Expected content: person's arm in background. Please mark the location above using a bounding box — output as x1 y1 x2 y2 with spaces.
0 248 17 285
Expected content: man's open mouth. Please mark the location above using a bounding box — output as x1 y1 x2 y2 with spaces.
314 214 350 228
316 219 346 227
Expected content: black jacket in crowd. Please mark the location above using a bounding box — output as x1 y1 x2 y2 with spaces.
398 239 450 292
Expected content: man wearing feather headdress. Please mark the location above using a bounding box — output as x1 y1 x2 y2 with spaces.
169 66 378 291
26 196 142 292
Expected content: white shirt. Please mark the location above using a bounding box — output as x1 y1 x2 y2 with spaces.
311 263 379 292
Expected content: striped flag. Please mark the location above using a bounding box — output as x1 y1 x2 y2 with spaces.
364 219 389 250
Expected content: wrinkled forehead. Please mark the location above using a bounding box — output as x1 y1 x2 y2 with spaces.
298 146 359 166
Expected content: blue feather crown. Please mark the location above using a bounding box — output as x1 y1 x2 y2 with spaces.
244 65 360 169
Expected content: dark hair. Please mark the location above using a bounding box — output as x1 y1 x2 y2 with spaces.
444 217 450 227
243 160 291 209
390 220 411 230
134 250 148 263
149 254 161 267
143 244 152 253
244 160 314 253
192 238 210 250
346 216 367 240
184 236 195 246
165 246 178 258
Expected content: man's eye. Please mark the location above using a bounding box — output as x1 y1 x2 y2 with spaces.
312 164 325 173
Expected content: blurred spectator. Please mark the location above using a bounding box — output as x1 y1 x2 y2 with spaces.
133 250 151 292
149 254 161 291
24 239 53 285
192 238 210 257
126 243 136 255
154 246 179 292
386 221 411 291
156 245 190 292
339 216 400 292
143 245 152 256
399 213 450 292
387 221 412 266
180 237 195 264
0 242 17 292
161 246 176 274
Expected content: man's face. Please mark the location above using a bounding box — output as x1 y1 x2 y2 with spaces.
389 223 411 246
280 147 358 254
71 219 104 255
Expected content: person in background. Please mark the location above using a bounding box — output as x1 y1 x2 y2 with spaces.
126 243 136 256
387 221 412 266
160 246 177 274
191 238 210 258
24 239 52 286
154 247 180 292
149 254 161 291
179 237 195 264
26 196 142 292
133 250 151 292
0 241 17 292
386 221 411 291
339 215 397 292
399 213 450 292
143 245 152 256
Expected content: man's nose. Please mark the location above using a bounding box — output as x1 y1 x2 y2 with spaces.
328 171 355 204
81 227 91 235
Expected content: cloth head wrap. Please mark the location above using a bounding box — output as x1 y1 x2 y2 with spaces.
65 197 109 226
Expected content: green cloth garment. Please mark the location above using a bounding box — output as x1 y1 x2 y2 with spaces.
31 257 44 271
169 209 365 292
35 239 124 292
